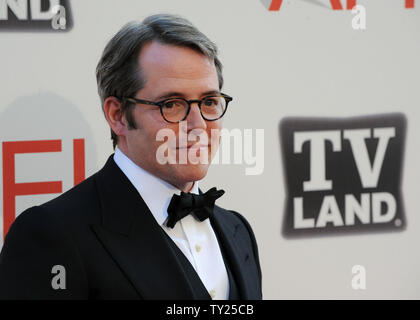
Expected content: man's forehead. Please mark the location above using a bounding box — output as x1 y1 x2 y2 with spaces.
138 41 217 79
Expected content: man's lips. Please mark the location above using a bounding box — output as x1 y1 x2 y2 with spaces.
176 144 210 149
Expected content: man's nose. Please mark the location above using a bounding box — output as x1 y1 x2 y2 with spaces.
186 102 207 130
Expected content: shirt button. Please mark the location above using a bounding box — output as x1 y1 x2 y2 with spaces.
195 244 201 253
210 290 216 299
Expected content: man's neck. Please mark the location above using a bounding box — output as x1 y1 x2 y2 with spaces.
178 182 194 193
114 146 195 193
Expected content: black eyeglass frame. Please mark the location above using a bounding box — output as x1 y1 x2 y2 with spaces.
119 93 233 123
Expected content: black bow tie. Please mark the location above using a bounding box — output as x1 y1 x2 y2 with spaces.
166 187 225 229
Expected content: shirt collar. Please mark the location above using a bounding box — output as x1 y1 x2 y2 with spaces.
113 146 199 226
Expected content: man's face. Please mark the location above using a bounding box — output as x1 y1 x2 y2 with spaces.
122 41 222 191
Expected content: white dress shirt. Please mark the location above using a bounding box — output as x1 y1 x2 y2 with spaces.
113 147 229 300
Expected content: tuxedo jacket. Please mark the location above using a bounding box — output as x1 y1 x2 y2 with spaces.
0 156 262 300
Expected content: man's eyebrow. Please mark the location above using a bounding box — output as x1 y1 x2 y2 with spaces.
155 92 184 101
200 90 221 97
155 90 221 101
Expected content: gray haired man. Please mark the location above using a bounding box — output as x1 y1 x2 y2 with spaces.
0 14 262 300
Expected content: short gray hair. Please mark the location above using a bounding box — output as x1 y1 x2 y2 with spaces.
96 14 224 149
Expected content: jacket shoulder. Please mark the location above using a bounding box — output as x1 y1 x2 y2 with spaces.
214 205 255 234
37 173 101 225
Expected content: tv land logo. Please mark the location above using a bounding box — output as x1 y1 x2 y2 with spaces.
262 0 415 10
280 113 406 238
0 0 72 31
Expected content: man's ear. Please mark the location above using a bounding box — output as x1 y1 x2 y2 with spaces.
103 97 128 137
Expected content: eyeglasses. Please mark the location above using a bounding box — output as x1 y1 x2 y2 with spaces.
120 93 232 123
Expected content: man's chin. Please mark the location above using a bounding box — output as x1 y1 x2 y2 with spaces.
169 163 209 185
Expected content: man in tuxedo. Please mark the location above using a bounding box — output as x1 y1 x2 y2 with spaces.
0 14 262 300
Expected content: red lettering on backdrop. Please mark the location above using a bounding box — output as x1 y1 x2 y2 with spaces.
2 139 86 239
271 0 357 11
270 0 412 10
331 0 357 10
269 0 283 11
347 0 357 10
406 0 414 8
2 140 62 239
73 139 85 186
330 0 343 10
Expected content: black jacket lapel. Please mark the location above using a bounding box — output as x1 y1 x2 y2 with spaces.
210 206 262 300
91 156 202 299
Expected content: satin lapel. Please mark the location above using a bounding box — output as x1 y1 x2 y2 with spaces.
210 206 260 299
91 156 197 299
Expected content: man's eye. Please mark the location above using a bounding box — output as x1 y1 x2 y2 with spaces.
203 98 218 107
164 101 174 108
164 100 180 108
163 100 185 109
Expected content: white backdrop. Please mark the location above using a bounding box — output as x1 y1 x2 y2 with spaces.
1 0 419 299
